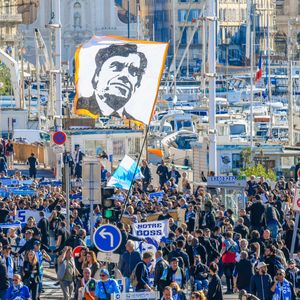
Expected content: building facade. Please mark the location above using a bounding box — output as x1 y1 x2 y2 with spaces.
0 0 22 56
19 0 137 66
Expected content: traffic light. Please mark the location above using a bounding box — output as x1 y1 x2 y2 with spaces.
101 187 115 220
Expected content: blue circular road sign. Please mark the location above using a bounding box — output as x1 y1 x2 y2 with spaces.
93 224 122 252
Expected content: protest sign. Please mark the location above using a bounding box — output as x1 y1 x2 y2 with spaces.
132 220 169 242
13 210 51 224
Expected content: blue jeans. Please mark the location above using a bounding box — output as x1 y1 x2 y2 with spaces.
194 279 209 291
0 290 6 300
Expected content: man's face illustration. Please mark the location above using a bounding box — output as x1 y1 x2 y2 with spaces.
94 53 141 111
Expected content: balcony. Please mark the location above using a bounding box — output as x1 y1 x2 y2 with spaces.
0 34 17 43
0 14 22 23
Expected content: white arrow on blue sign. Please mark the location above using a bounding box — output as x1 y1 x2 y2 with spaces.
93 224 122 252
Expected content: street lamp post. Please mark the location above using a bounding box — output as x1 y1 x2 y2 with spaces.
128 0 130 38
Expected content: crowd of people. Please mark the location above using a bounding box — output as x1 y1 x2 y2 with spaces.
0 155 298 300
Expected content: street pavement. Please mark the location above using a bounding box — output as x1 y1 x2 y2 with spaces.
42 267 239 300
42 268 63 299
8 164 55 179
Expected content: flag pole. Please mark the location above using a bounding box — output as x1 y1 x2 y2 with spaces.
119 124 151 221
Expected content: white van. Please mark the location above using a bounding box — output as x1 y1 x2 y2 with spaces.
13 129 51 144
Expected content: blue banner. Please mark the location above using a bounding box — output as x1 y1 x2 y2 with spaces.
149 192 165 200
0 222 22 229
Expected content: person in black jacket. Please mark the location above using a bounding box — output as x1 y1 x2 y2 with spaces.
0 260 9 300
234 218 249 239
37 211 49 247
207 262 223 300
156 160 169 187
198 202 216 231
27 153 38 179
22 250 40 300
154 250 169 297
246 195 266 232
141 160 151 191
165 258 186 289
135 252 153 292
168 240 190 270
233 251 254 292
191 255 209 291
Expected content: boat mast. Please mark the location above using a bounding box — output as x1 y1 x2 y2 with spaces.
267 6 273 136
172 0 177 103
208 0 217 175
250 1 255 156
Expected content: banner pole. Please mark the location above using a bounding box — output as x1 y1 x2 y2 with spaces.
119 125 150 221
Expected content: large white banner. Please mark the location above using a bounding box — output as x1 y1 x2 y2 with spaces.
114 291 159 300
132 220 169 242
13 210 51 224
74 35 168 124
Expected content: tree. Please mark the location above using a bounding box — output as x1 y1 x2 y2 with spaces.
241 147 252 168
240 163 276 181
0 64 12 96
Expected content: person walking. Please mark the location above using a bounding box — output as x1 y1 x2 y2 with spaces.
0 259 9 300
119 240 142 292
233 251 253 293
27 153 38 179
6 140 14 169
207 262 223 300
250 262 272 300
74 145 84 178
141 159 152 191
22 249 40 300
94 269 120 300
0 157 7 175
134 252 153 292
156 160 169 187
154 250 169 296
57 246 77 300
79 268 97 300
270 269 296 300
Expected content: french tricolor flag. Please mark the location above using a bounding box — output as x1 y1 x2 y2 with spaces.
255 51 263 82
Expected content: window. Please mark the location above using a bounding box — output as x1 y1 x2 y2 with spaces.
113 140 125 156
178 9 187 22
74 2 82 29
232 153 243 169
193 31 199 45
84 140 107 156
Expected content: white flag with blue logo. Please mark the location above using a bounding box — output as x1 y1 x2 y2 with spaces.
107 155 143 190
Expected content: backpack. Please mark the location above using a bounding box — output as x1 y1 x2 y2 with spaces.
130 262 143 288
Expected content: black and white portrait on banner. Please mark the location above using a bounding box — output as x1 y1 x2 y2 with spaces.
74 36 168 124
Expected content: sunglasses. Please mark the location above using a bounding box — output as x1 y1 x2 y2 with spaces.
100 274 107 277
277 273 284 276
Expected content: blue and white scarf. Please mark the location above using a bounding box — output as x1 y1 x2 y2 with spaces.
272 279 292 300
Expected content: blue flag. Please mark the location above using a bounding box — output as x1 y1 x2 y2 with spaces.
107 155 143 190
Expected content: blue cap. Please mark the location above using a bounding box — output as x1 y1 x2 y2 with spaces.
100 269 109 276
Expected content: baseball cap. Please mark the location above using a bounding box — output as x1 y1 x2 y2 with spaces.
100 269 109 276
256 262 267 269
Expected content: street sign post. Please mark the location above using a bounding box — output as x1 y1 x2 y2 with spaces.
82 158 101 205
93 224 122 253
52 131 67 145
82 157 101 247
